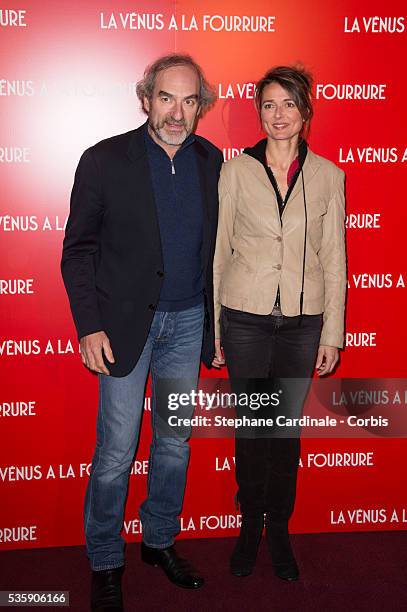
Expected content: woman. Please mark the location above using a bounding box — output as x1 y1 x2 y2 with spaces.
213 66 346 580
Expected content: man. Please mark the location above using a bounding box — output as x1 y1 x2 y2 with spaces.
61 54 222 611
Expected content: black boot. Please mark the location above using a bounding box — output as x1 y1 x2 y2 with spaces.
230 512 264 577
265 514 299 581
141 543 204 589
91 565 124 611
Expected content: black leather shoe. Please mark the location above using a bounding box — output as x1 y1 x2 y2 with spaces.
265 514 299 581
141 542 204 589
230 512 264 577
91 566 124 611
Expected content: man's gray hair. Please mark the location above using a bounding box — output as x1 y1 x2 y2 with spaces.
136 53 216 115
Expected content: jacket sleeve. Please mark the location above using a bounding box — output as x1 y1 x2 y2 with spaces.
61 148 104 340
319 170 347 348
213 164 236 339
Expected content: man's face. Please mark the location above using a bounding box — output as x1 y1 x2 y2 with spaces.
144 65 201 148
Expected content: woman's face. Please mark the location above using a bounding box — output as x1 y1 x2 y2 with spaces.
260 82 303 142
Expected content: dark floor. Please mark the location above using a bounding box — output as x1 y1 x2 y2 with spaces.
0 532 406 611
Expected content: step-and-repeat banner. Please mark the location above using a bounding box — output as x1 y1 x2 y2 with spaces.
1 0 406 550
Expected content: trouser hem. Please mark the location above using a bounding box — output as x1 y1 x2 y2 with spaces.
142 538 174 549
91 561 125 572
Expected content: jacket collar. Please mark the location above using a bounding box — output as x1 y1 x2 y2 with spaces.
241 138 321 202
126 121 148 162
127 120 209 163
243 137 307 169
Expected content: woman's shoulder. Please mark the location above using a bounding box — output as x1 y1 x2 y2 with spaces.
221 151 264 182
222 152 256 168
308 149 345 182
222 138 266 171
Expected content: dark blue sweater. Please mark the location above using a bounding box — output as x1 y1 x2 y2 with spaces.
144 124 204 311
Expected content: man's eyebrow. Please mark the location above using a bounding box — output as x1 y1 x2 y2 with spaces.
157 90 199 100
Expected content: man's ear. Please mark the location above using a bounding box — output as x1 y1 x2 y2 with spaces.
143 96 150 114
196 105 202 117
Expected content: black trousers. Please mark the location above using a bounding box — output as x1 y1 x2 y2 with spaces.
221 306 323 521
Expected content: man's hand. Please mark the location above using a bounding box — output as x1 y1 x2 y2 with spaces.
212 338 226 369
315 345 339 376
80 331 115 375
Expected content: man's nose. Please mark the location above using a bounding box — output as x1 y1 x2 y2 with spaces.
171 101 183 120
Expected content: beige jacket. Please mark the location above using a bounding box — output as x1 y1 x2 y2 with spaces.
213 148 347 348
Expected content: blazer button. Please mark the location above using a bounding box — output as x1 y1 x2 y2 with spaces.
276 236 282 242
275 264 282 270
156 270 164 277
148 303 156 310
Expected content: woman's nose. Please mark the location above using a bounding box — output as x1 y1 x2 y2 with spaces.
274 105 283 118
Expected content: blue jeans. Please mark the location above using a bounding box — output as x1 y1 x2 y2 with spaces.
84 302 204 571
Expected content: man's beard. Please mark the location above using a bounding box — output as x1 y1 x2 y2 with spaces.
149 116 192 146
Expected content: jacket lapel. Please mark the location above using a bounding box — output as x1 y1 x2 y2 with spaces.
242 154 278 196
126 123 163 261
195 140 211 269
284 150 322 211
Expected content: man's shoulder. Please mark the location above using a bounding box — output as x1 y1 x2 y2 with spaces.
194 134 223 162
87 127 140 156
78 124 148 169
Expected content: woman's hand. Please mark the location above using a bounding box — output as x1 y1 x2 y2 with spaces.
212 338 226 369
315 345 339 376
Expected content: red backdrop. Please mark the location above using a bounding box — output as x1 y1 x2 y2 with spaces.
1 0 406 551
